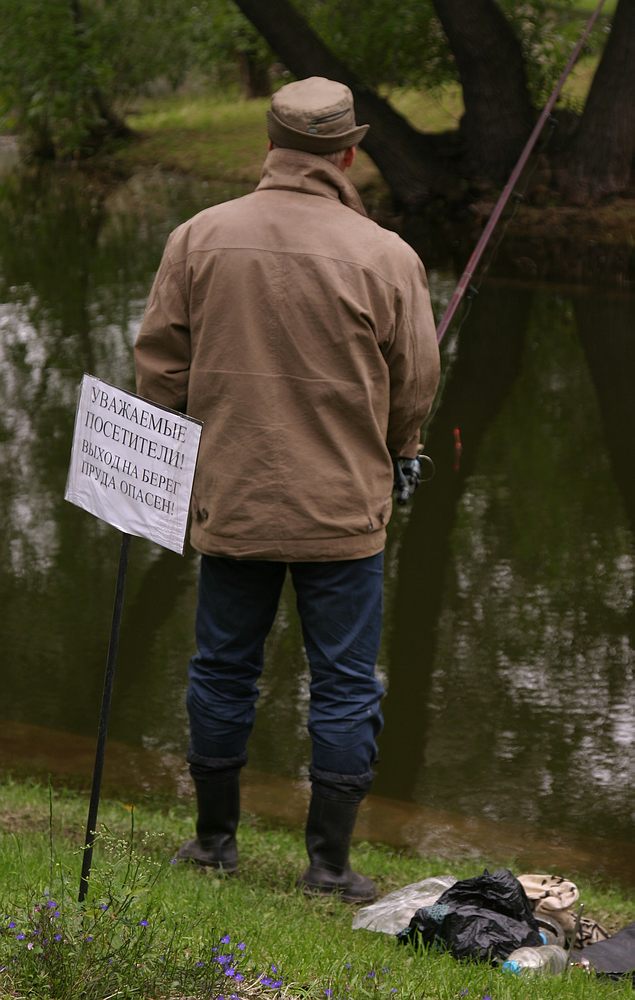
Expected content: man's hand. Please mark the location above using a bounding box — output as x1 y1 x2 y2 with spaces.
393 457 422 505
393 455 435 505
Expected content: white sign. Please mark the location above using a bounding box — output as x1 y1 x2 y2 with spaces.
65 374 202 554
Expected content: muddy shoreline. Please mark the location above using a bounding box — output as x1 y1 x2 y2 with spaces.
383 198 635 287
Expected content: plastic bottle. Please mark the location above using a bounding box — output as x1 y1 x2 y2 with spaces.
501 944 568 975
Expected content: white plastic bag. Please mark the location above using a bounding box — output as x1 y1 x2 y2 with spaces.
352 875 457 935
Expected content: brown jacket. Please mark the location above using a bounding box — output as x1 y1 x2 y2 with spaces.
135 148 440 561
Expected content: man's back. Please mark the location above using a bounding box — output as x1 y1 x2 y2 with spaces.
136 148 439 560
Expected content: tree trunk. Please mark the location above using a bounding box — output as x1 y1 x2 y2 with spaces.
69 0 132 149
232 0 453 208
574 293 635 540
28 121 56 161
237 50 271 98
92 89 133 140
559 0 635 202
432 0 533 180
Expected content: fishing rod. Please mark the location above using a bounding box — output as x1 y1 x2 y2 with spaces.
394 0 608 500
435 0 608 346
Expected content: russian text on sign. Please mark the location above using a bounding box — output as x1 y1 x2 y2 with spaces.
65 375 202 554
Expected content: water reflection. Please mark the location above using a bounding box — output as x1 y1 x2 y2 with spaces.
378 282 532 807
0 166 633 884
378 286 635 847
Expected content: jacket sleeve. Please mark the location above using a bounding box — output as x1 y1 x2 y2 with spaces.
384 254 440 458
134 237 190 413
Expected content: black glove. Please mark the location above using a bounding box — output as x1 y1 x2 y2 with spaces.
393 457 422 505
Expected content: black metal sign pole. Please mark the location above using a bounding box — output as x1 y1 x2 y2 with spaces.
78 531 132 902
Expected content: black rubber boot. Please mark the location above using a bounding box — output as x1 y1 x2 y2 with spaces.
297 774 377 904
177 762 241 873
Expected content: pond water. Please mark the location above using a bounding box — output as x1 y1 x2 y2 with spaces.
1 164 633 887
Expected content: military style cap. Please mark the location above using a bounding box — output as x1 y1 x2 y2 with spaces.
267 77 369 154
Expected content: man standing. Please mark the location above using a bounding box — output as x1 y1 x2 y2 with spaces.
135 77 440 903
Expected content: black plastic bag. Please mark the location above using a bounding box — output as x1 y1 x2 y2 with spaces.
397 868 543 962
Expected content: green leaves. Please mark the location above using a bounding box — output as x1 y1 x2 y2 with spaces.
300 0 454 90
0 0 197 159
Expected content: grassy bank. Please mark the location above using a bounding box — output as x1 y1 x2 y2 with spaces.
108 58 597 192
107 86 390 215
1 780 633 1000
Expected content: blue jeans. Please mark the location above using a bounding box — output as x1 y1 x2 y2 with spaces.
187 553 385 777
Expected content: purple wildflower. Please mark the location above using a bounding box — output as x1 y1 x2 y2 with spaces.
235 973 244 982
99 903 109 911
16 934 25 941
220 934 231 944
139 919 149 927
54 934 62 942
237 941 246 950
367 970 376 979
46 900 57 909
325 990 333 997
225 968 236 978
7 922 15 929
85 936 93 943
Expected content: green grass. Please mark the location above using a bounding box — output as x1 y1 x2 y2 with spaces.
109 82 470 195
110 87 383 196
122 91 271 186
575 0 616 11
384 87 464 134
1 779 634 999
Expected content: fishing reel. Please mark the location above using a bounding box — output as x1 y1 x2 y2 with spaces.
393 452 435 505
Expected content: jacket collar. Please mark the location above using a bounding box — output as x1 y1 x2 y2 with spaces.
256 148 368 217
